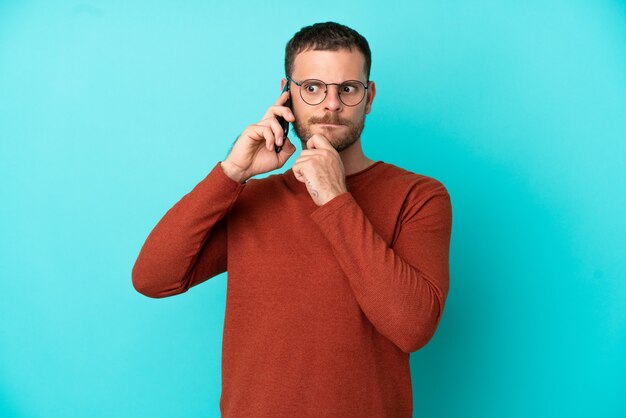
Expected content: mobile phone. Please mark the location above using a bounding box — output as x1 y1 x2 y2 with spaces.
275 83 291 153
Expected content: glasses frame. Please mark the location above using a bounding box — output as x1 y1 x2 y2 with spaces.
285 75 370 107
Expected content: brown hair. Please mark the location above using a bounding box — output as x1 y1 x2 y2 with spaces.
284 22 372 81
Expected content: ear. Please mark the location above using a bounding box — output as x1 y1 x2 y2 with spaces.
364 81 376 115
280 78 287 92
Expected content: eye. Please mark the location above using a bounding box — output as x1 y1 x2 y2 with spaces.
341 83 359 94
303 80 324 93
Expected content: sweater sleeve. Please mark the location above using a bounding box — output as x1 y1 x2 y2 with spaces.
309 182 452 353
132 161 246 298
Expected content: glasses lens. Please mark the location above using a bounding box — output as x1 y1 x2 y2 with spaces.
300 80 326 105
339 81 366 106
299 79 367 106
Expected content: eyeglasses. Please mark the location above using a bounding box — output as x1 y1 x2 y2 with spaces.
285 75 369 107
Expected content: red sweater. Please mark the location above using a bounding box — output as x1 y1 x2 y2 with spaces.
132 160 452 417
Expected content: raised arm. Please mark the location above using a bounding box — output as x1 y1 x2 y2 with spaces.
131 162 245 298
310 181 452 353
132 88 301 298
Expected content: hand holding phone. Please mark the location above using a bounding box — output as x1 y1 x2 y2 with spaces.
221 87 295 183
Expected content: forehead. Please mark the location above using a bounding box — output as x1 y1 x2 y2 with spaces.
292 49 366 82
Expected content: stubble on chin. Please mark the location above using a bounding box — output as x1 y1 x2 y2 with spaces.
294 118 365 152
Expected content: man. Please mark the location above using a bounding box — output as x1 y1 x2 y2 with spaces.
132 21 452 417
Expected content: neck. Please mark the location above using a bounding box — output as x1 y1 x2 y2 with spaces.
337 138 375 175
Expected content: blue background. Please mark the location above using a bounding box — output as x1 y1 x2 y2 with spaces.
1 1 625 417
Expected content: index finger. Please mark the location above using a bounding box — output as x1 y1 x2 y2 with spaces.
274 90 290 106
306 134 334 151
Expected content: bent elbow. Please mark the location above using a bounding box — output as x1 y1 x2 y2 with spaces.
395 306 443 353
131 262 180 299
132 266 159 298
132 275 157 298
397 325 438 353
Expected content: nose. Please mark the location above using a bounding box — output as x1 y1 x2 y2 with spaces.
322 85 343 112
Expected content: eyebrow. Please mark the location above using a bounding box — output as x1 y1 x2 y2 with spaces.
297 77 366 83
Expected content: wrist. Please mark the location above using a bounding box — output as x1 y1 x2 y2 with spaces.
220 160 248 184
221 160 248 184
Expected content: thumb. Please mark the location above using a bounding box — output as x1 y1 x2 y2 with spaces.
278 137 297 164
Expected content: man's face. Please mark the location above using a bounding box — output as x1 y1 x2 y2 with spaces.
281 49 376 152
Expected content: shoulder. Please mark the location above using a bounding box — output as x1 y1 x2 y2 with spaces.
375 162 452 228
377 162 450 201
